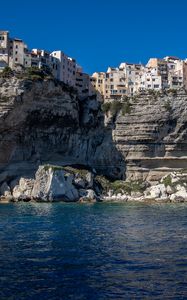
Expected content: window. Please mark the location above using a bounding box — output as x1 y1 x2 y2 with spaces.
15 45 18 49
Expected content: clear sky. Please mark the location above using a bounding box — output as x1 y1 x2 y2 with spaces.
1 0 187 74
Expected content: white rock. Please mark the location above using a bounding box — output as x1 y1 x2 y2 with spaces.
117 193 122 197
31 166 79 202
176 184 184 192
86 189 96 199
170 188 187 202
166 185 175 195
108 190 113 197
145 184 167 199
86 172 94 188
12 178 34 200
74 177 86 188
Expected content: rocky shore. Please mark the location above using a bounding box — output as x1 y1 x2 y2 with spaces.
1 165 187 203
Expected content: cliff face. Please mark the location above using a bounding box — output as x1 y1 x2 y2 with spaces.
1 77 187 186
0 77 124 185
111 90 187 182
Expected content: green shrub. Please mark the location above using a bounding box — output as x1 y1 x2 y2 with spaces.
0 66 13 78
162 175 172 187
30 74 43 81
148 89 157 96
121 101 132 115
95 176 145 195
164 100 172 112
95 175 111 192
63 166 88 178
168 89 177 95
110 100 122 116
110 180 145 194
101 102 111 113
0 96 10 102
43 164 88 178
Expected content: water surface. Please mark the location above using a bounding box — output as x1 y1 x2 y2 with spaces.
0 202 187 299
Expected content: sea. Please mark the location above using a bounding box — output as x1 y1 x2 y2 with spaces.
0 202 187 299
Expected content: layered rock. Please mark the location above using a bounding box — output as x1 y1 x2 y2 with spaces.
111 89 187 181
0 76 124 187
1 75 187 191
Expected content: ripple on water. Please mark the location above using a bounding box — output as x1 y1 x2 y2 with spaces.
0 202 187 299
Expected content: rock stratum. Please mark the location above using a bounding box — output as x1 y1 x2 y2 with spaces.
1 75 187 202
111 89 187 182
0 76 124 185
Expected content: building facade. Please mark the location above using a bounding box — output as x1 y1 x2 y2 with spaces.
50 51 76 86
0 31 9 69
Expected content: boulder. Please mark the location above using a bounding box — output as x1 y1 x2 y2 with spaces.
144 184 167 199
0 182 11 197
170 186 187 202
166 185 175 195
78 188 97 202
12 178 34 201
31 166 79 202
73 177 86 189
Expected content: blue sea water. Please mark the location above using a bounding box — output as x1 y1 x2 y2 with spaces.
0 202 187 300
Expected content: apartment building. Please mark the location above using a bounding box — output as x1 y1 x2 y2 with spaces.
92 63 144 99
9 38 28 69
137 67 162 91
92 72 106 100
75 71 90 98
146 58 168 89
164 56 187 89
0 31 9 69
105 67 127 99
119 63 143 95
50 51 76 86
76 66 97 98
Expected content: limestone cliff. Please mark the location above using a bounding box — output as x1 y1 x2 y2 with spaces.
110 89 187 182
0 76 124 186
1 75 187 188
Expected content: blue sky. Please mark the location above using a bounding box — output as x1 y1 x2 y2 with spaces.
1 0 187 74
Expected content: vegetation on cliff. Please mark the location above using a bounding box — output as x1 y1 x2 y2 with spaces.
101 99 132 116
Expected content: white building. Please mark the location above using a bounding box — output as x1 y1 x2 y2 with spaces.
119 62 143 96
0 31 9 69
136 67 162 91
164 56 184 89
50 51 76 86
9 38 28 69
